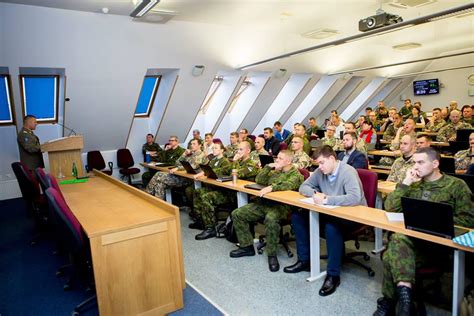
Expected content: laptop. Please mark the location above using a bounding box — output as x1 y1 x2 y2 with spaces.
439 157 455 173
179 161 198 174
243 183 266 190
199 164 233 182
259 155 274 167
316 129 326 139
448 141 469 155
456 129 474 142
400 197 467 239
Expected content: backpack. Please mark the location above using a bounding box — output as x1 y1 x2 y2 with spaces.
216 215 238 243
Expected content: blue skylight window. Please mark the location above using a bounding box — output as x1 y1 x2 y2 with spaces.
134 76 161 117
0 75 14 125
21 75 58 122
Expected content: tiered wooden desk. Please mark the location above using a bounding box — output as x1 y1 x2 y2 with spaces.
60 170 184 315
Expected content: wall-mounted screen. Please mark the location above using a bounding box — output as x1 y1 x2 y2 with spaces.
413 79 439 96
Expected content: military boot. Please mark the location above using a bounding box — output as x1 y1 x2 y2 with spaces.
396 285 413 316
373 297 395 316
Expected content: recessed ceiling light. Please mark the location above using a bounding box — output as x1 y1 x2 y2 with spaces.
301 28 339 40
392 42 422 50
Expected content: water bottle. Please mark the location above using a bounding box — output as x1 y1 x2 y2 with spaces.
145 151 151 163
72 162 78 178
231 169 238 186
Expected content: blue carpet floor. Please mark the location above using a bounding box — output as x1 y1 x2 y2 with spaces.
0 198 222 316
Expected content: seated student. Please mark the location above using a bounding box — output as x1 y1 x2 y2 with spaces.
424 107 446 133
291 136 312 169
189 142 231 239
306 117 320 138
229 150 304 272
335 121 367 154
374 147 474 316
437 110 472 142
286 123 312 155
141 133 164 187
225 132 240 159
203 133 214 156
454 132 474 173
390 118 416 151
409 105 425 127
415 134 432 149
263 127 281 156
368 111 381 132
249 136 269 166
379 107 397 133
145 139 207 200
462 104 474 125
387 135 416 184
239 128 255 150
187 129 202 149
382 113 403 142
273 121 290 142
321 125 341 149
359 121 377 145
337 132 367 169
284 146 366 297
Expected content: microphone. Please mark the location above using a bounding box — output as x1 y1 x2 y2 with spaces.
54 122 77 136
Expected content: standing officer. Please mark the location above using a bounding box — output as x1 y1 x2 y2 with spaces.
17 115 44 170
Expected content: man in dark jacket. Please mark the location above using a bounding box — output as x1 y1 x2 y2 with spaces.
337 132 367 169
263 127 281 156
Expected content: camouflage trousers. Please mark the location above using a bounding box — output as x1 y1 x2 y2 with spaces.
141 169 157 188
193 187 234 228
232 200 290 256
382 233 448 299
145 171 192 200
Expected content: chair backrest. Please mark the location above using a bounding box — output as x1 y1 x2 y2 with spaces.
87 150 106 172
11 162 41 202
46 173 66 201
356 169 378 208
279 142 288 151
117 148 134 169
35 167 49 193
248 135 256 142
45 188 84 248
212 138 222 144
298 168 310 180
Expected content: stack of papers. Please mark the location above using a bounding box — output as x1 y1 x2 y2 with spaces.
385 212 404 222
299 197 340 209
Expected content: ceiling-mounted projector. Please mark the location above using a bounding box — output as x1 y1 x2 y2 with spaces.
358 11 403 32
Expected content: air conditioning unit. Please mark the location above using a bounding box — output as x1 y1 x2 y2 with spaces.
388 0 436 9
131 9 177 24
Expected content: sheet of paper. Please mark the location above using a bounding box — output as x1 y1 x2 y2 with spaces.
299 197 340 209
385 212 404 222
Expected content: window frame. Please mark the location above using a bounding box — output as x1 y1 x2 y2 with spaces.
227 77 251 114
19 74 60 124
134 75 162 118
199 75 224 115
0 74 16 126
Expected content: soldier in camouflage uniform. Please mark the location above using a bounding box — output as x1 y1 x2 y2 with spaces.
161 136 185 164
454 132 474 172
461 105 474 126
249 136 269 166
382 113 403 142
390 119 416 151
374 147 474 316
285 124 312 155
187 129 202 149
334 122 368 155
306 117 320 138
321 125 342 150
141 134 164 186
290 136 312 169
387 135 416 184
17 115 44 170
145 139 207 200
423 107 446 133
229 150 304 272
437 110 472 142
399 99 413 120
239 128 255 150
225 132 240 159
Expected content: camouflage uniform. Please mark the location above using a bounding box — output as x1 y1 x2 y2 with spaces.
382 123 400 142
230 157 259 181
292 151 312 169
249 148 269 165
386 155 415 184
17 127 44 170
463 117 474 126
424 118 446 133
187 137 203 149
162 146 185 164
285 135 311 155
145 150 208 200
437 122 473 142
192 156 233 228
245 137 256 151
390 130 415 151
321 136 341 150
399 106 412 120
382 175 474 299
376 107 389 121
306 126 319 138
454 149 474 171
232 166 304 255
225 143 239 159
141 142 164 186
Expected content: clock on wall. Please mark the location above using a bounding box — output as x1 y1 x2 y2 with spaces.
468 74 474 86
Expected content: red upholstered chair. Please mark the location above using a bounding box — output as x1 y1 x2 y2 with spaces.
35 167 49 193
212 138 222 144
45 188 96 314
86 151 113 175
116 148 140 185
248 135 256 142
278 142 288 151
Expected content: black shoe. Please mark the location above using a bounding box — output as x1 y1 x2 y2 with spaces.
195 228 216 240
373 297 395 316
229 245 256 258
396 286 413 316
268 256 280 272
283 260 310 273
188 221 204 230
318 275 340 296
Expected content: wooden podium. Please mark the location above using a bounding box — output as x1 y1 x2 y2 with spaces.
41 135 84 178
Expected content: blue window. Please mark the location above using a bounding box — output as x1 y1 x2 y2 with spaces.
134 76 161 117
20 75 58 122
0 75 14 125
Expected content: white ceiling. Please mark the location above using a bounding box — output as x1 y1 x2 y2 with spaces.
0 0 472 75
